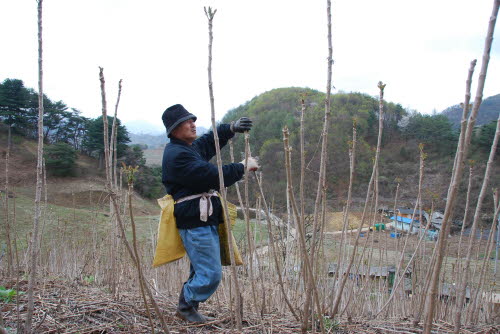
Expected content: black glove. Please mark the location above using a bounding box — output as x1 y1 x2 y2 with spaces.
231 117 253 133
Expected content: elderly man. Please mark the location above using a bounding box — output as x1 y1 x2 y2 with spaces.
161 104 258 323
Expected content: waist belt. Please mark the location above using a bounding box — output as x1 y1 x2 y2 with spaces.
176 190 219 222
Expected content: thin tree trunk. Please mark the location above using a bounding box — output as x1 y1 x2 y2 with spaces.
204 7 242 330
126 176 155 334
331 81 386 319
455 163 475 271
393 145 426 302
299 97 307 257
424 2 499 330
282 127 325 333
98 68 118 295
25 1 44 332
110 79 122 188
228 139 261 317
377 145 427 316
469 201 499 324
254 169 301 322
99 67 170 334
411 202 436 325
108 80 122 297
453 88 500 333
304 1 334 321
4 126 13 275
329 121 357 312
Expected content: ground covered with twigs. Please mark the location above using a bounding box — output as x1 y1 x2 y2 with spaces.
1 278 498 334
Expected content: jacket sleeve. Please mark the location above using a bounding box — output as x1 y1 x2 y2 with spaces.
192 124 235 161
172 149 244 192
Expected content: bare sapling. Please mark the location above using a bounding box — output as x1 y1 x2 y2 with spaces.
110 79 122 187
330 81 386 319
13 193 21 333
469 197 500 324
4 125 13 275
453 85 500 333
455 162 475 271
228 139 262 317
25 1 44 332
305 0 334 310
393 145 425 308
377 144 427 316
99 67 170 334
242 134 267 320
410 200 436 324
424 2 499 329
302 0 334 325
98 67 116 294
253 169 301 322
123 165 155 333
329 121 357 311
204 7 243 329
282 127 325 333
109 79 122 296
299 98 307 254
451 160 474 307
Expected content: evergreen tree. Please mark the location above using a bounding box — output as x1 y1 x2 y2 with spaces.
0 79 31 132
477 120 499 154
44 142 77 176
82 115 130 167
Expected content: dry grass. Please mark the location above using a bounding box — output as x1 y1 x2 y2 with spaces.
1 277 498 333
325 211 363 231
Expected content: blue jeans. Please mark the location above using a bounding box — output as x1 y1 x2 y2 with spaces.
178 225 222 306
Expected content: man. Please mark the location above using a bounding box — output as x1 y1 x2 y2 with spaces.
161 104 258 323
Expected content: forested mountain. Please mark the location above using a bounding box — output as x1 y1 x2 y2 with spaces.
223 88 401 199
441 93 500 129
129 126 207 149
129 132 168 149
222 87 498 215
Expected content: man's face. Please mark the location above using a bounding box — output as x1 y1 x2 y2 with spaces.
172 118 197 144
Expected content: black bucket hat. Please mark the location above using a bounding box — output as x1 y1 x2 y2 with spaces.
162 104 197 138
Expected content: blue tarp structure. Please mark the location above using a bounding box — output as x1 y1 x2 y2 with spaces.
390 216 416 224
391 216 438 239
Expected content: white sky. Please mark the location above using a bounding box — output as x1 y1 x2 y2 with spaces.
1 0 499 133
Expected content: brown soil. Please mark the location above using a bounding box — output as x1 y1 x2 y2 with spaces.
326 211 363 231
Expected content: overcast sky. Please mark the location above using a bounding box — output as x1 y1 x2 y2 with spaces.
1 0 499 133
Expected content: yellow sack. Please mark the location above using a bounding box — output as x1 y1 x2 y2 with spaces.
152 194 243 268
219 201 244 266
152 195 186 267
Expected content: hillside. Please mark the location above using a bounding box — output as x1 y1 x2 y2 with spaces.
128 132 168 149
129 126 208 150
0 125 160 246
441 93 500 129
221 87 499 220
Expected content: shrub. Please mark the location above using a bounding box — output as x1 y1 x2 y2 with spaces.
44 142 77 176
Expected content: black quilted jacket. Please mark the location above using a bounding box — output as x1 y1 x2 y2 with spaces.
162 124 244 229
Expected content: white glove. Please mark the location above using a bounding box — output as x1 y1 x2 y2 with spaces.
240 156 259 172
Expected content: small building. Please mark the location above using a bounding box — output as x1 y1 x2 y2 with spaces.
429 211 444 230
440 283 471 302
327 263 412 293
396 208 427 223
391 215 421 234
